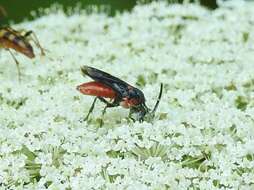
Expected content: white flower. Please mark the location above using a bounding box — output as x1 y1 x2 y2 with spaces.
1 0 254 189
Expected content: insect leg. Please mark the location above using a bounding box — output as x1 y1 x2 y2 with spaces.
98 97 118 127
98 97 113 105
84 97 98 121
100 104 116 127
8 49 21 81
128 109 135 122
24 30 46 56
100 105 108 127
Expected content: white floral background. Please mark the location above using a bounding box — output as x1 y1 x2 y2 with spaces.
0 1 254 189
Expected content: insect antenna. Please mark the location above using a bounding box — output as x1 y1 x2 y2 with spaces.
0 6 7 18
151 83 163 114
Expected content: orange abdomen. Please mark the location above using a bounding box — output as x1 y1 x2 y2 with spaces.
77 81 117 99
0 37 35 58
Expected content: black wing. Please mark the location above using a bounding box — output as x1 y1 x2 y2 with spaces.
81 65 132 98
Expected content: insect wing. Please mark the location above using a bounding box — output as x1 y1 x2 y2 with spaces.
81 66 132 97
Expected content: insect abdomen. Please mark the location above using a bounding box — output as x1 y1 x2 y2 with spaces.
77 81 116 99
0 28 35 58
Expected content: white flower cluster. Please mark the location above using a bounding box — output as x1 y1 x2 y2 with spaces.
1 1 254 189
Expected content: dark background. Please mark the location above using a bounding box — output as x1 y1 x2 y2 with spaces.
0 0 217 25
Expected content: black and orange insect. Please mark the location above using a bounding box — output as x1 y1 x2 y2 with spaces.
77 65 163 126
0 26 45 80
